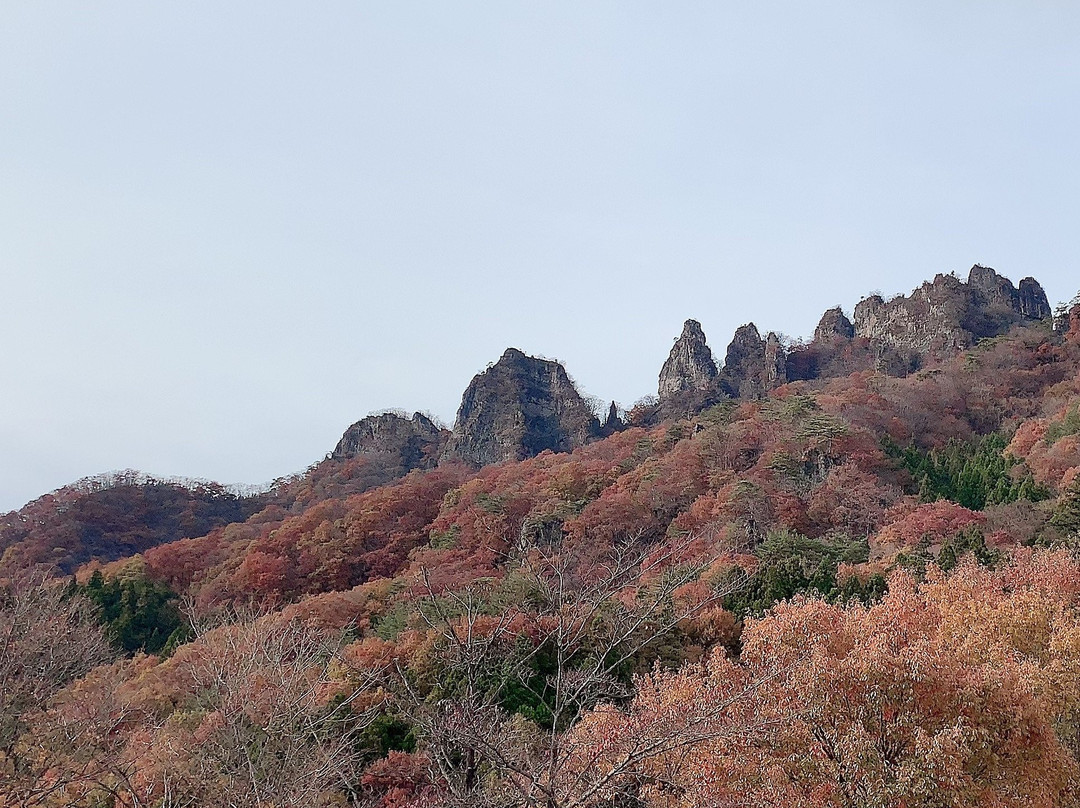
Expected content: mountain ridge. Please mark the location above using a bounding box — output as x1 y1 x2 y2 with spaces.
1 264 1064 576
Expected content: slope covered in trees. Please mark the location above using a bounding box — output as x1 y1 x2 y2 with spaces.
0 472 267 574
5 271 1080 807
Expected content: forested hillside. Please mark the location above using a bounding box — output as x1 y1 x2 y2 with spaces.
5 268 1080 807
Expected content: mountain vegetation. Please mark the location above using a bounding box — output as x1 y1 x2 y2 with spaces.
4 265 1080 807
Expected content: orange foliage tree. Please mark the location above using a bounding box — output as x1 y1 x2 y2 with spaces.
576 552 1080 808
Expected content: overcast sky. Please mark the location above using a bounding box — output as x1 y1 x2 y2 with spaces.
2 2 1079 511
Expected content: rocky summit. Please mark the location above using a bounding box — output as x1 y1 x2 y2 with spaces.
813 307 855 342
851 265 1051 358
720 323 788 400
442 348 600 467
332 411 448 471
657 319 719 413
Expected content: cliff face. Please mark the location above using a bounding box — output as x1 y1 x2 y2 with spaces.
443 348 600 467
852 266 1050 358
332 411 448 471
657 319 719 415
852 280 969 356
1019 277 1053 321
765 332 787 389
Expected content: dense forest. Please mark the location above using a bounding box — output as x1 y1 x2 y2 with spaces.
5 272 1080 807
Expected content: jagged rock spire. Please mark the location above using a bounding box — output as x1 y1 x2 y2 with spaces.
658 319 718 401
1018 277 1052 320
765 332 787 389
721 323 786 399
601 401 623 435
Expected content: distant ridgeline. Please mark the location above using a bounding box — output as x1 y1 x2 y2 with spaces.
1 264 1073 575
65 469 272 499
332 264 1056 468
0 471 267 573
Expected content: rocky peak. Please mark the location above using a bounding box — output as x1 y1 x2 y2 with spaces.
725 322 762 362
1018 277 1052 320
764 332 787 388
813 307 855 342
442 348 601 468
601 401 623 435
967 264 1019 310
852 266 1051 365
332 411 448 471
720 323 787 399
658 319 718 401
852 294 885 323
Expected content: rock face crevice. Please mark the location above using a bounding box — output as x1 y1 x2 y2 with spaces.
333 411 448 471
443 348 600 467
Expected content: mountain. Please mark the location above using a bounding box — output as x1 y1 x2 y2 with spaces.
0 472 265 573
2 265 1060 577
7 264 1080 808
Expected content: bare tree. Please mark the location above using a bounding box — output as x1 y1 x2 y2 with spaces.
0 570 115 806
146 611 380 808
389 532 754 808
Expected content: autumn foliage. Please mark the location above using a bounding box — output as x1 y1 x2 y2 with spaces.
8 320 1080 805
583 551 1080 807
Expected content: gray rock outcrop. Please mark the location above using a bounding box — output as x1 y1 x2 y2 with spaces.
765 332 787 388
852 266 1051 360
721 323 787 399
443 348 600 467
657 319 718 411
332 411 448 471
813 307 855 342
1018 277 1053 320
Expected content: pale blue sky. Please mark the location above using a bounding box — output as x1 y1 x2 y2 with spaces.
2 2 1079 511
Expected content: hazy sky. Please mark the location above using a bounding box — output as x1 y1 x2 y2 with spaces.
2 2 1079 512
